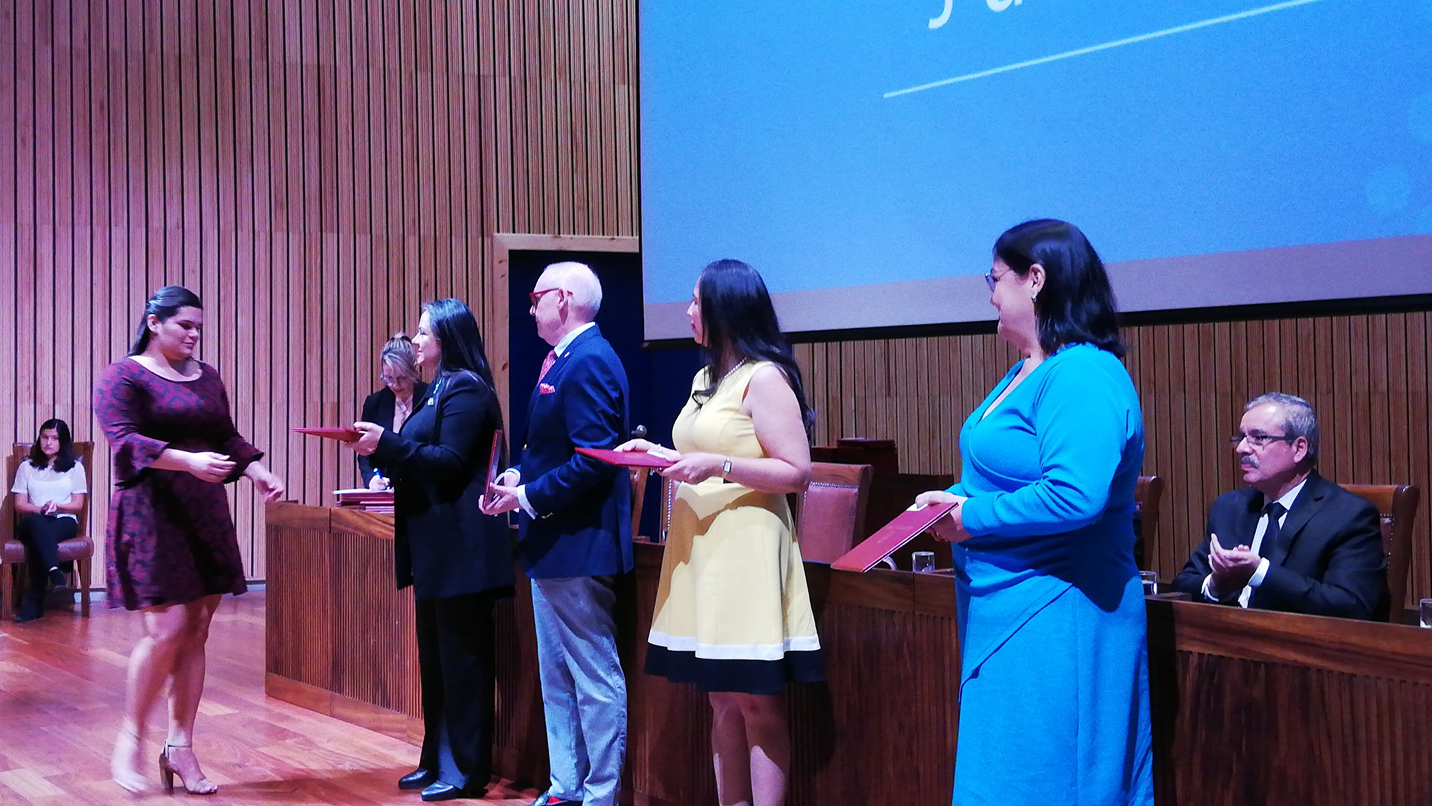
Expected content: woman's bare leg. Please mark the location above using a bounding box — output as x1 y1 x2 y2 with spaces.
110 602 192 792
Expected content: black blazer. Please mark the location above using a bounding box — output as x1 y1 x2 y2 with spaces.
358 382 430 484
373 372 512 599
1171 473 1388 620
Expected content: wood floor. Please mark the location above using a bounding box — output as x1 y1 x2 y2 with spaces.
0 592 541 805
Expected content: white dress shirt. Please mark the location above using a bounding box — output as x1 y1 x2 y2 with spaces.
1202 478 1308 607
515 322 598 517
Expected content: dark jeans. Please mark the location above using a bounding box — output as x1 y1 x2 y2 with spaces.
16 512 78 590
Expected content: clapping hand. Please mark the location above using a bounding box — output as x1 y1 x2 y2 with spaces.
1208 533 1261 594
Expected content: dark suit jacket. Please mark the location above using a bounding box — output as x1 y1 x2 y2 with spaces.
373 371 513 599
1171 473 1388 620
515 325 633 579
358 381 429 484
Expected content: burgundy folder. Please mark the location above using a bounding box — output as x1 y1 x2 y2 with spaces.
575 447 675 469
294 426 360 443
485 429 505 496
831 500 961 572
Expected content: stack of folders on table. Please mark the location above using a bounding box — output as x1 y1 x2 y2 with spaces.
333 489 395 513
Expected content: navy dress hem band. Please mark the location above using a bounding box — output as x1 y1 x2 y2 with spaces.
644 644 825 695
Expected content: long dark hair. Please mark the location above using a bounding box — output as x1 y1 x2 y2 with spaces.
423 297 500 396
128 285 203 356
29 418 76 472
694 259 815 432
993 219 1125 358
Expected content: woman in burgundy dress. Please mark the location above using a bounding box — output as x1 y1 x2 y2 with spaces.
94 285 285 795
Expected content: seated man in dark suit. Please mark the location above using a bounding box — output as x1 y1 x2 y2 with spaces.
1172 393 1387 620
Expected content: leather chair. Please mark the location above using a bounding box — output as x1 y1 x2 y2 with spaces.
656 461 874 563
2 442 95 620
1343 484 1420 624
1133 474 1166 572
629 467 650 539
792 462 874 564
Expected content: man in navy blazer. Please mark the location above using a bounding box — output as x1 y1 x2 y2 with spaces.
483 261 632 806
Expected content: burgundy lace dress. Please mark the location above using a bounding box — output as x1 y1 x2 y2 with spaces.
93 359 263 610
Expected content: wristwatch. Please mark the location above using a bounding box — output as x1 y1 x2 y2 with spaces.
721 457 733 479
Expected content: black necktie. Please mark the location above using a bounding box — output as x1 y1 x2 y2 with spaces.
1258 501 1287 559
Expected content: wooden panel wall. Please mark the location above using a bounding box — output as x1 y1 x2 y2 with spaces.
0 0 640 583
795 310 1432 607
3 0 1427 615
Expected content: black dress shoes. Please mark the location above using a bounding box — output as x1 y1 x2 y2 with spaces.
420 781 486 801
398 768 438 790
15 593 43 623
528 793 581 806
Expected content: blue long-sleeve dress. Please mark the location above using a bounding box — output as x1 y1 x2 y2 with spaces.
947 343 1154 805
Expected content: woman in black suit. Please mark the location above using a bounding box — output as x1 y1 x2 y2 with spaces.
350 299 512 802
359 333 430 489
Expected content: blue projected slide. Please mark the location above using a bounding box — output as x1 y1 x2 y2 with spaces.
640 0 1432 338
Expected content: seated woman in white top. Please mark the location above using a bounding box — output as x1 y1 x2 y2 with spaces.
9 418 88 622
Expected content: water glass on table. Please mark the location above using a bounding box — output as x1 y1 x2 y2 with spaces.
1140 571 1158 596
911 551 936 574
1420 599 1432 629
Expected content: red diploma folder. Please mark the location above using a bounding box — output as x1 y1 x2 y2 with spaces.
485 429 505 496
830 500 961 572
294 426 360 443
575 446 675 469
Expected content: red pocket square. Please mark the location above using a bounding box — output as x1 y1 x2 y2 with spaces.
539 383 557 395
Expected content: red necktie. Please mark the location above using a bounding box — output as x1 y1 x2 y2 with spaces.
538 350 557 383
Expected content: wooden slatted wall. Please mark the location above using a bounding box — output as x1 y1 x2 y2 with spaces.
796 311 1432 607
0 0 639 583
5 0 1429 613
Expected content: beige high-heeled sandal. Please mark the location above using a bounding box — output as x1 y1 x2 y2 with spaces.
158 743 219 795
110 724 153 795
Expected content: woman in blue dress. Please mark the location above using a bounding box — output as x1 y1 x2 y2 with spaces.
917 219 1154 805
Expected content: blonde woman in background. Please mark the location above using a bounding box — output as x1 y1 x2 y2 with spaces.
359 332 429 490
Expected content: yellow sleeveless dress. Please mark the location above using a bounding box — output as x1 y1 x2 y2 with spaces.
644 361 823 694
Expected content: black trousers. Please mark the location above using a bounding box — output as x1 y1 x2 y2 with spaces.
414 591 496 790
16 513 77 589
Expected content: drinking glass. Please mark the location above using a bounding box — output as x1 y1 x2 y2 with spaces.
1140 571 1158 596
1419 599 1432 629
911 551 936 574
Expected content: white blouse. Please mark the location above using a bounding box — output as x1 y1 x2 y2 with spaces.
10 461 88 522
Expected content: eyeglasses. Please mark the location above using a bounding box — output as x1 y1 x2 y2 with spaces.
1229 432 1298 448
984 269 1004 293
529 287 564 307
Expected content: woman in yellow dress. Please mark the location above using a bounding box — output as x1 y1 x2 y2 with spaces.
619 259 821 806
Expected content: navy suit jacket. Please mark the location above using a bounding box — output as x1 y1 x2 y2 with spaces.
1171 473 1388 620
516 325 633 579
